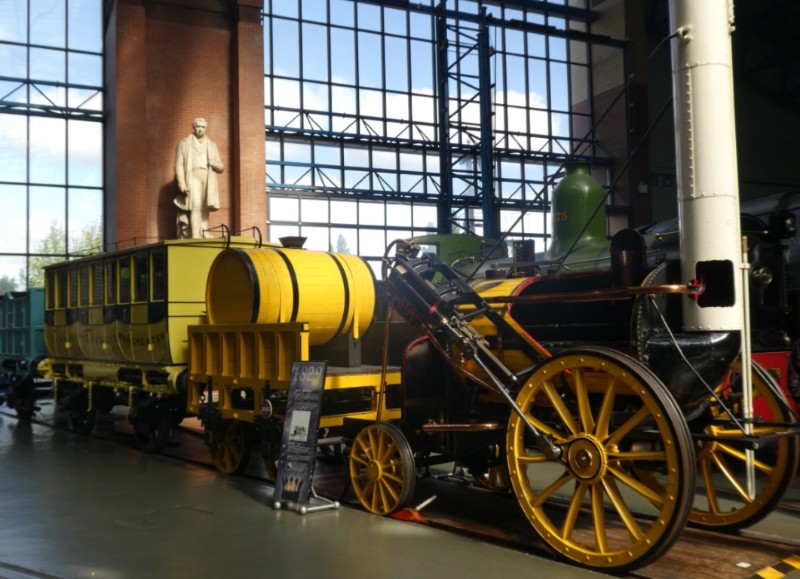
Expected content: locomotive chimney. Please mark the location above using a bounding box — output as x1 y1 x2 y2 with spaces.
669 0 743 332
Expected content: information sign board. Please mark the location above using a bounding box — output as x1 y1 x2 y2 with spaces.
273 361 327 506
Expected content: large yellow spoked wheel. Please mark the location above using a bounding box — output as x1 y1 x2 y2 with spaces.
689 360 800 530
507 347 695 573
349 422 416 515
211 420 253 475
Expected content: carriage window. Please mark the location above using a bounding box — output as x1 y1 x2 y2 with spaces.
68 267 78 308
119 258 131 304
134 253 149 302
79 264 90 307
56 269 67 309
152 250 166 301
106 260 117 305
91 263 104 306
46 270 56 309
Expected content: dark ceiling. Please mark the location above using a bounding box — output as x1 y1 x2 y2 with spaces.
733 0 800 112
647 0 800 113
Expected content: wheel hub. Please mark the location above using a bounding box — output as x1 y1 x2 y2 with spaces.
366 461 383 481
566 436 606 481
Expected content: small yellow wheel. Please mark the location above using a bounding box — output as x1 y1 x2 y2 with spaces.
690 360 800 529
349 422 415 515
211 420 253 475
507 347 694 573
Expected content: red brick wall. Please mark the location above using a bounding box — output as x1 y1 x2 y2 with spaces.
105 0 266 246
231 4 268 235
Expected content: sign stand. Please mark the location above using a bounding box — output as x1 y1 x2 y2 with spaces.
272 361 340 514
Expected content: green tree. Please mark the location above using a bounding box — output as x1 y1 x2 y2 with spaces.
0 275 18 293
22 221 103 288
335 234 351 254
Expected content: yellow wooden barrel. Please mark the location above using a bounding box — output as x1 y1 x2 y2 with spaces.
206 248 376 345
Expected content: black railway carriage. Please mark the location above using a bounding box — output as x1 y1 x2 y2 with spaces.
41 236 273 450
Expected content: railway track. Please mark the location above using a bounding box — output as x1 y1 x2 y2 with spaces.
3 398 799 579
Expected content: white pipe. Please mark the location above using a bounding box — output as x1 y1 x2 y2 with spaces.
669 0 743 332
740 237 755 499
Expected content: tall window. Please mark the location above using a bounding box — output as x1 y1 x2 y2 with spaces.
0 0 104 289
264 0 614 273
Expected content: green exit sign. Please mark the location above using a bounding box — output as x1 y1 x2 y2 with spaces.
651 174 674 187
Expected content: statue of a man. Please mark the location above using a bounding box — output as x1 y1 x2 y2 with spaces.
174 117 224 238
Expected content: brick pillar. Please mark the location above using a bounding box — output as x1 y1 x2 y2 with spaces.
231 1 268 237
104 0 265 247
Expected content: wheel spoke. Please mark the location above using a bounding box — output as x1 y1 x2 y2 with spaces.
699 456 722 514
591 485 609 553
517 453 551 465
602 477 645 542
710 441 775 476
574 367 595 433
560 481 588 540
383 471 404 486
605 405 650 448
594 379 617 439
710 452 751 503
523 411 565 440
531 470 572 508
379 439 397 463
379 477 400 502
607 465 666 507
543 379 579 436
610 450 667 462
367 428 379 460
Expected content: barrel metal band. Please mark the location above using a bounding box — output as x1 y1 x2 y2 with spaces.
328 253 351 339
274 249 300 323
235 248 261 324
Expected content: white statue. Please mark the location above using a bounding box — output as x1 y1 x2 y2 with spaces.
174 117 224 238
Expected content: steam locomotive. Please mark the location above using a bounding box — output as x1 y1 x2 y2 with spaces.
2 186 794 574
19 190 795 573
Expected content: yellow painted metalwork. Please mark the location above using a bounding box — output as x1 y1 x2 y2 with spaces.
42 237 271 395
186 322 401 425
206 247 375 345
